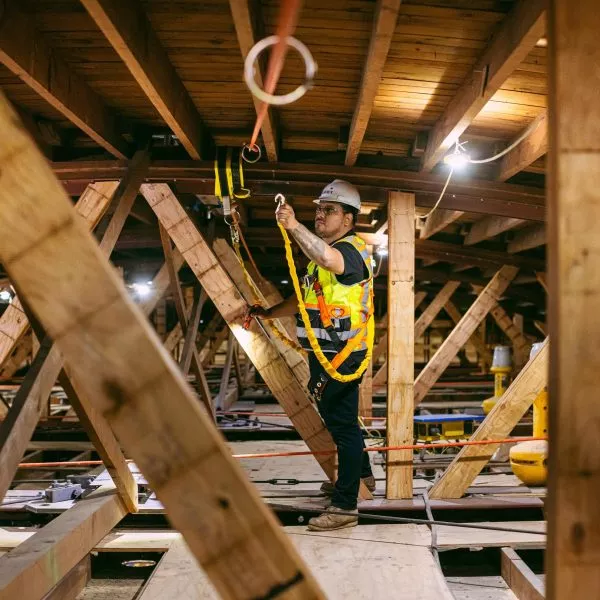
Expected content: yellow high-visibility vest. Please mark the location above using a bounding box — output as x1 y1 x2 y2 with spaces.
296 233 373 355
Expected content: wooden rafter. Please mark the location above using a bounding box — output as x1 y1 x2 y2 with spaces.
159 224 212 412
419 209 464 240
0 172 144 512
0 1 129 158
0 96 323 598
229 0 279 161
0 183 119 370
507 223 546 254
429 339 548 499
420 0 546 172
414 266 519 404
59 366 139 512
497 110 548 182
464 216 526 246
81 0 211 159
444 300 492 366
345 0 402 166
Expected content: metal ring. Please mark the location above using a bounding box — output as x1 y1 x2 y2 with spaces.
241 143 262 164
244 35 317 106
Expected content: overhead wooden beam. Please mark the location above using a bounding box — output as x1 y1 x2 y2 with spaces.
497 111 548 182
547 1 600 595
0 1 129 158
507 223 546 254
52 160 547 221
386 191 415 499
420 0 546 171
141 184 338 481
429 339 547 499
345 0 402 166
464 216 526 246
81 0 211 159
0 487 127 600
0 97 323 598
419 209 464 240
414 266 519 404
501 547 545 600
229 0 278 161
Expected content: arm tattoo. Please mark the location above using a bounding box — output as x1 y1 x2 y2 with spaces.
289 222 332 268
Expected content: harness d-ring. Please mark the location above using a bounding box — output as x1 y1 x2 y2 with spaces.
244 35 317 106
241 143 262 164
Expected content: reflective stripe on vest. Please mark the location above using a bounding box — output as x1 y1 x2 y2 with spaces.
296 233 373 354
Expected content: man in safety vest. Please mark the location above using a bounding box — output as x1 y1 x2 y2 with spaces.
249 179 375 531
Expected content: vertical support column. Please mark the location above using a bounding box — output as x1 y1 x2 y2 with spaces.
547 1 600 597
386 191 415 499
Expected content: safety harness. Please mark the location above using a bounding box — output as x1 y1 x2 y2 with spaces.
214 147 250 217
276 195 374 385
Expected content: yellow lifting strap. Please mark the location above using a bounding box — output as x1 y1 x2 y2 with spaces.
214 147 251 204
276 196 374 383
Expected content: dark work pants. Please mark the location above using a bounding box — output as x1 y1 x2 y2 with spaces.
308 352 373 510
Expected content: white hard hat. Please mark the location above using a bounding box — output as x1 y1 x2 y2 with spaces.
314 179 361 211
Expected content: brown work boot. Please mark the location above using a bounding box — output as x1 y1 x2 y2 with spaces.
319 475 377 496
307 506 358 531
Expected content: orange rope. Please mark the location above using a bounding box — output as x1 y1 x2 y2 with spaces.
248 0 302 150
16 437 546 468
232 437 547 459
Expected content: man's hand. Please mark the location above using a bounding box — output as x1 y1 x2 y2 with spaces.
242 304 270 330
276 202 299 231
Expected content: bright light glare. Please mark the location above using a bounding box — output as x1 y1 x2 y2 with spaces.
0 290 11 302
132 282 152 298
443 151 471 170
375 246 388 258
281 279 289 284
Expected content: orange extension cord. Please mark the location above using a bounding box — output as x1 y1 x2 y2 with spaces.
17 436 547 469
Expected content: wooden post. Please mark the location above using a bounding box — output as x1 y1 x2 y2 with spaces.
429 339 548 499
414 266 518 404
386 191 415 499
547 1 600 596
0 97 324 598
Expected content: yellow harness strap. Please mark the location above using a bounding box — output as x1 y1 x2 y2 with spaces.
278 221 374 383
